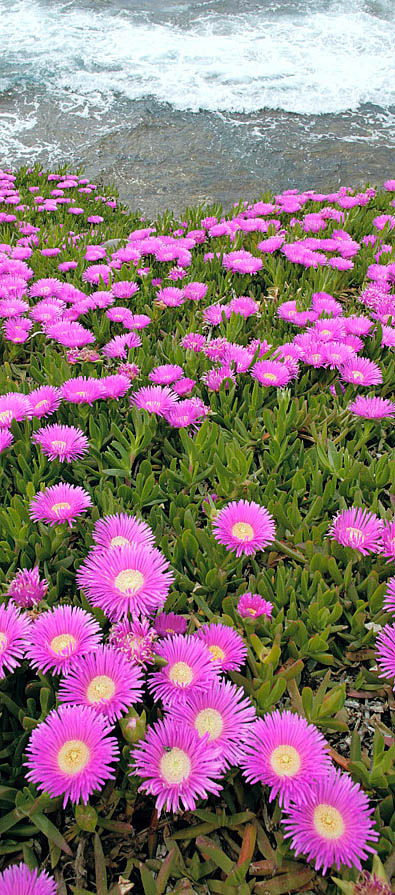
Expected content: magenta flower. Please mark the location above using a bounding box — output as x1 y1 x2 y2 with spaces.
0 298 29 317
383 578 395 614
58 645 143 721
149 364 184 385
0 429 13 453
172 377 196 396
6 566 48 608
25 605 101 675
281 769 378 873
0 864 57 895
170 679 255 767
131 385 178 417
339 357 383 387
126 313 151 330
101 374 131 400
132 716 222 815
183 282 208 301
203 338 229 362
45 321 95 348
77 544 174 621
60 376 105 405
165 398 208 428
25 704 119 806
112 280 139 298
376 623 395 686
154 612 187 637
212 499 276 557
228 295 260 318
223 250 263 274
148 634 217 707
251 360 293 388
241 710 332 807
29 482 92 527
354 871 392 895
195 622 247 672
238 593 273 619
201 365 236 392
181 332 206 352
0 603 30 677
102 332 141 358
92 512 155 553
28 385 62 419
380 522 395 562
32 424 89 462
109 617 157 667
348 396 395 419
82 263 112 285
328 506 383 555
156 286 185 307
343 316 374 336
0 392 31 427
4 317 33 343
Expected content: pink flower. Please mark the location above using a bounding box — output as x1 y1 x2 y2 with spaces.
328 506 383 555
241 710 332 807
195 622 247 672
149 364 184 385
60 376 105 405
172 377 196 396
82 264 112 285
339 357 382 387
58 645 144 720
238 593 273 619
109 617 157 667
183 282 208 301
251 360 293 388
348 396 395 419
25 605 101 674
154 612 187 637
201 365 236 392
111 280 139 298
32 424 89 462
181 332 206 352
376 623 395 686
170 679 255 768
28 385 62 418
132 716 222 815
6 566 48 608
100 373 131 400
25 705 119 806
0 602 30 677
164 398 208 428
0 429 13 453
131 385 178 417
0 864 57 895
383 578 395 614
148 634 218 707
29 482 92 527
77 544 174 621
91 512 155 553
281 769 378 873
212 499 276 557
0 392 31 427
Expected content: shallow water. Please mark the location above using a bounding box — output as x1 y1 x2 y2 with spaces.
0 0 394 215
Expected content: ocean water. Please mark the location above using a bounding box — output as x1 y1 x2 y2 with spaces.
0 0 394 214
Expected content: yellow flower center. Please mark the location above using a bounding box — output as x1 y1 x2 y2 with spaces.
0 410 13 424
345 526 364 546
51 440 67 451
351 370 364 382
270 744 301 777
195 708 223 740
313 803 345 840
0 632 7 653
247 607 257 616
51 502 72 517
35 400 49 409
231 522 254 542
321 329 330 337
76 391 87 397
160 747 191 784
50 633 77 655
262 373 278 382
57 739 90 775
110 535 130 548
114 569 144 594
312 354 321 363
86 674 115 704
169 661 193 687
208 644 225 662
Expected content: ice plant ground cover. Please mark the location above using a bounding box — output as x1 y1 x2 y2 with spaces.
0 169 394 895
